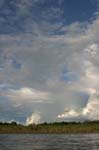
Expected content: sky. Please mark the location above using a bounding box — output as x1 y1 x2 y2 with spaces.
0 0 99 124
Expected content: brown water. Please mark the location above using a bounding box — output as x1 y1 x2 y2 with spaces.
0 134 99 150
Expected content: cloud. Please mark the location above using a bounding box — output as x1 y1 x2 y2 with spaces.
2 87 51 104
26 112 41 125
58 109 80 119
86 88 96 95
0 1 99 123
0 0 63 34
58 93 99 121
82 94 99 120
84 43 99 57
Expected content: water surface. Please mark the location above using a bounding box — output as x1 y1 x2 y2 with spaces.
0 134 99 150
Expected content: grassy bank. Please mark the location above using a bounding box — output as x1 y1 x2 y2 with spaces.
0 121 99 134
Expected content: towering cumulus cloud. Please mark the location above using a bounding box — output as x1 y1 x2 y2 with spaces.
0 0 99 123
26 112 41 125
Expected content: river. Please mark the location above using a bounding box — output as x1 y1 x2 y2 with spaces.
0 134 99 150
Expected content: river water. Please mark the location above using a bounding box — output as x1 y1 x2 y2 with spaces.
0 134 99 150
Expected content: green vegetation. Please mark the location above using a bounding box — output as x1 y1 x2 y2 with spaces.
0 121 99 133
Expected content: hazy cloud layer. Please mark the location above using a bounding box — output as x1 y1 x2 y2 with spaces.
0 0 99 123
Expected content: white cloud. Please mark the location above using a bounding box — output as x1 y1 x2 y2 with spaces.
26 112 41 125
58 93 99 121
86 88 96 95
3 87 51 105
58 109 80 119
84 43 99 57
82 95 99 120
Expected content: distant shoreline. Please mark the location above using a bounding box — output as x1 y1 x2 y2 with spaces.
0 121 99 134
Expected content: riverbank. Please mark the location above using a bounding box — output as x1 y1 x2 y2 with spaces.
0 121 99 134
